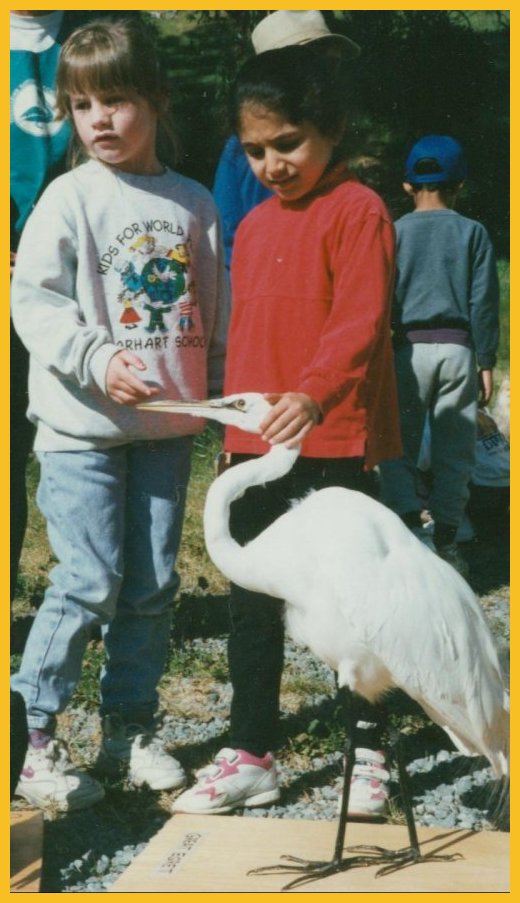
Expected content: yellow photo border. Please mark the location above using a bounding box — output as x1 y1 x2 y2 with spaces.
5 5 511 903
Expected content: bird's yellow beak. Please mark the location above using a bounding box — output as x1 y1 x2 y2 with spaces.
136 399 213 413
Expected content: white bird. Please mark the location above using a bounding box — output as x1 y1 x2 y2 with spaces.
140 393 509 887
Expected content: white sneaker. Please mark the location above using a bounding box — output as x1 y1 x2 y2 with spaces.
337 748 390 818
16 738 105 812
97 715 186 791
171 747 280 814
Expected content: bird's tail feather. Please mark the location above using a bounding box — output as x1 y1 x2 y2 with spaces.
377 545 509 780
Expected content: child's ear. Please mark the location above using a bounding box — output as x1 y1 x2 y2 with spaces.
402 181 415 197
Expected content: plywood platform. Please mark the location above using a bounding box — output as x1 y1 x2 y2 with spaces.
10 809 44 893
110 813 509 893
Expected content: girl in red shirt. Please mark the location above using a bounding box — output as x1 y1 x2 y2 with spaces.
174 43 401 820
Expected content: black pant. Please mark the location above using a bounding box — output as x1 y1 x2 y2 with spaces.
227 454 381 756
11 321 35 601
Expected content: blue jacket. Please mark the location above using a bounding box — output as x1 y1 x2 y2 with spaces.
10 11 134 245
212 134 272 269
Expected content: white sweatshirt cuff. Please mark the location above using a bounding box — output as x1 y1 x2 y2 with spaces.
90 343 120 394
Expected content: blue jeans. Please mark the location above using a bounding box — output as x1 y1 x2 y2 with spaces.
11 438 192 733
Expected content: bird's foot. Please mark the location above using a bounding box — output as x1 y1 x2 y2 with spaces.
345 843 463 877
249 852 376 891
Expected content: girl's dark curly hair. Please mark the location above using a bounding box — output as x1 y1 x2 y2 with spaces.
232 44 346 142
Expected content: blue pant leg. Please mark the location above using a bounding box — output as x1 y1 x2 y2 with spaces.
379 343 434 515
99 437 192 725
11 448 126 733
429 345 478 526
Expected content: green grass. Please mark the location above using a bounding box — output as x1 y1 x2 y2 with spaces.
165 639 228 684
174 424 229 596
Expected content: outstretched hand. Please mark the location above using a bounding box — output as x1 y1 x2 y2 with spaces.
260 392 322 448
106 350 159 405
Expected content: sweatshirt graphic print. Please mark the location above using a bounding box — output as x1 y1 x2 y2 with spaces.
11 160 228 451
98 222 201 344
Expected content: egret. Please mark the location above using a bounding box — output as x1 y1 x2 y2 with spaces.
140 393 509 889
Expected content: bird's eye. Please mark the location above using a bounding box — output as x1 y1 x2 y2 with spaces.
234 398 246 410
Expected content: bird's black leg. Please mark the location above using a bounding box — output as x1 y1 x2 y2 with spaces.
346 726 463 877
248 687 382 891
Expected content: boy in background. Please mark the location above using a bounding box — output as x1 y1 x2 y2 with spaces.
380 135 499 576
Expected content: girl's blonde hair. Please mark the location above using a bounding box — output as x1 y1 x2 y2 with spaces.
56 17 178 167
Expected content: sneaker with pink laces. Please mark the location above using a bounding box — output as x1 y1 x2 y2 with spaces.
171 747 280 814
337 747 390 818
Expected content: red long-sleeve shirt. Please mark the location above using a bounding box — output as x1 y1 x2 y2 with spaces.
224 164 402 468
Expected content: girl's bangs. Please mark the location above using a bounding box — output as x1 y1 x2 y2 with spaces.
63 50 135 100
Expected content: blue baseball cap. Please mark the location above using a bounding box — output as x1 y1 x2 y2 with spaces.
404 135 467 184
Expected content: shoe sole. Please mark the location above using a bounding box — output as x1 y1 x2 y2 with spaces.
15 784 105 812
337 796 389 818
96 753 187 791
337 804 389 819
172 787 280 815
130 772 187 791
346 810 388 821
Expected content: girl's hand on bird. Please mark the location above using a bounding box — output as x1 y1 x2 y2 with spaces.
106 350 159 405
261 392 322 448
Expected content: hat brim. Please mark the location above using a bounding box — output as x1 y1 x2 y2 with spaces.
253 30 361 59
300 32 361 60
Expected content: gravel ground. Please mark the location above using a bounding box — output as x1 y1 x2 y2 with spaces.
11 523 509 893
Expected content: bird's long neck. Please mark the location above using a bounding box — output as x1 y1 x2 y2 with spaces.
203 444 300 590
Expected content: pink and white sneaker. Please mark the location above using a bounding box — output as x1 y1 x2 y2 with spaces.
338 748 390 818
171 747 280 814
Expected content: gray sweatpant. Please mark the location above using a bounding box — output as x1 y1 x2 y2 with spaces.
380 342 478 527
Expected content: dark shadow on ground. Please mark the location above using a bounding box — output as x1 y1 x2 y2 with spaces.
462 505 509 595
37 786 169 893
172 592 231 646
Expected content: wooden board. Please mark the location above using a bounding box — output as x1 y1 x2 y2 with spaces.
10 809 44 893
109 813 509 893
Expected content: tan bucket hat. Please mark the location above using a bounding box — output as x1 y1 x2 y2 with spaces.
251 10 361 59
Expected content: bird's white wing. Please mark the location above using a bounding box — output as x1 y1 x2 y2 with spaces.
366 546 509 777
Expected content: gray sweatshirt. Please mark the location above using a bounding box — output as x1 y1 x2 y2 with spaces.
393 209 499 369
11 160 229 450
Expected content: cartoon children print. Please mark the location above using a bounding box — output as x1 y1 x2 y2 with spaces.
115 233 196 334
119 297 141 329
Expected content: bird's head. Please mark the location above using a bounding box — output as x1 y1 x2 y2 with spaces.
137 392 272 434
